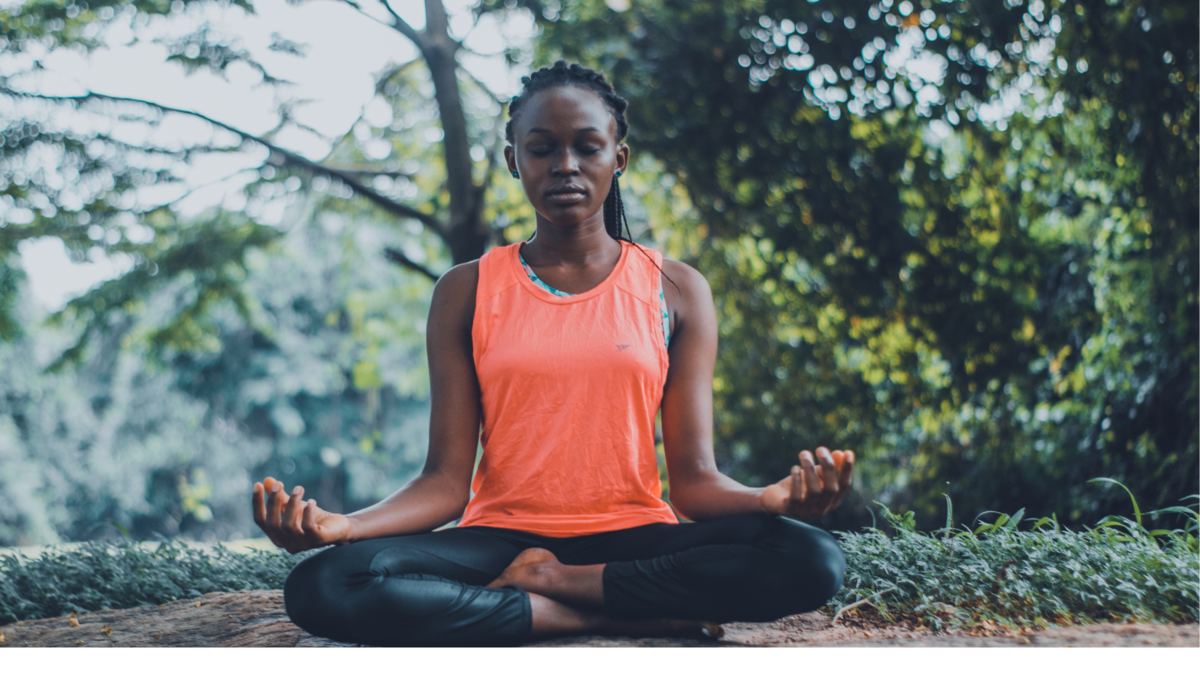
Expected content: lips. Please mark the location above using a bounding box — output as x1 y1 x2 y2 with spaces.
545 184 587 204
547 182 583 195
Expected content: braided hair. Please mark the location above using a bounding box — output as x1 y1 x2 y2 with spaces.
506 60 633 243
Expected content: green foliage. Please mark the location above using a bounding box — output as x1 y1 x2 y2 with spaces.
526 0 1199 528
0 301 275 545
0 540 308 626
2 0 1196 555
0 203 433 546
1 0 457 362
833 492 1200 630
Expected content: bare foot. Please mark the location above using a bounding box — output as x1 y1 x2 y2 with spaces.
487 548 559 590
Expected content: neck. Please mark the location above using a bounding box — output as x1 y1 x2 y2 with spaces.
523 212 621 267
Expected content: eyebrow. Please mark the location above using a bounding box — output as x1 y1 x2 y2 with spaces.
527 127 602 135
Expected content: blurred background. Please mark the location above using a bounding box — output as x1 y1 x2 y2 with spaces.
0 0 1195 546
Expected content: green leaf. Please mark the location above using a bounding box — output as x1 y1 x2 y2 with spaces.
1089 478 1143 529
943 493 954 538
1005 508 1025 531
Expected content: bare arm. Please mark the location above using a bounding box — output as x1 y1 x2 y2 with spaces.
340 261 482 539
253 262 483 552
658 260 854 522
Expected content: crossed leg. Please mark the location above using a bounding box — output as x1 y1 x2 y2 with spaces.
284 514 843 646
489 549 723 640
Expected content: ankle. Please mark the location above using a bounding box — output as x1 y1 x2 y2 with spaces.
525 558 563 594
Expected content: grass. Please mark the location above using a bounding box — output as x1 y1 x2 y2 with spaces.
1 482 1196 631
830 486 1199 631
0 539 312 625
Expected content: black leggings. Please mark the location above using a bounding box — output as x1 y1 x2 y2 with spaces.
284 513 845 646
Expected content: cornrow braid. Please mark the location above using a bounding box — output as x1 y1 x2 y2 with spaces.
506 60 632 242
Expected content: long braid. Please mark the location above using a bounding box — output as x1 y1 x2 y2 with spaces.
603 176 622 241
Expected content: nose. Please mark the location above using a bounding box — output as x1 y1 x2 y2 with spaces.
551 149 580 175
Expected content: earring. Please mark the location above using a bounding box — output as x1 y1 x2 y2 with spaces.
615 170 623 178
511 171 519 178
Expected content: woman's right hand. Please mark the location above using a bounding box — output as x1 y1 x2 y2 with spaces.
253 476 353 553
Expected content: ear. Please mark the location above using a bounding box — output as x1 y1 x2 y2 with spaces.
615 143 630 175
504 146 518 175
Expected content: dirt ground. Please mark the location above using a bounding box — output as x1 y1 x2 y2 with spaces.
0 590 1195 648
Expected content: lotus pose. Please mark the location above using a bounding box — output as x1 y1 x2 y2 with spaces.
253 61 855 647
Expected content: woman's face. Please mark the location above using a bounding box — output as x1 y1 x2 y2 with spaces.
505 86 629 228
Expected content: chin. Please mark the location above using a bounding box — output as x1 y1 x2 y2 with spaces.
537 205 598 226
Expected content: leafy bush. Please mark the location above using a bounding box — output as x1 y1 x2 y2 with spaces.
0 540 312 625
3 483 1196 631
832 489 1199 630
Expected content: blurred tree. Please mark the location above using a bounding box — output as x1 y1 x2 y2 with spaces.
0 0 536 364
0 198 434 546
523 0 1197 527
0 0 534 543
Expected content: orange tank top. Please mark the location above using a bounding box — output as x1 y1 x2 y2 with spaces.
457 240 679 537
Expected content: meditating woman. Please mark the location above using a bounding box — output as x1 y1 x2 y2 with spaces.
252 61 855 647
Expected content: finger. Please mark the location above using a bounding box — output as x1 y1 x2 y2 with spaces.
839 450 855 490
255 480 289 549
252 482 267 527
831 450 856 510
799 451 820 517
800 451 821 493
267 480 288 535
795 465 809 515
302 499 318 538
252 482 285 548
789 465 803 506
816 447 839 508
282 486 305 536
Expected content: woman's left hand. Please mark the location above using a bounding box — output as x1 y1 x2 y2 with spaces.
758 447 855 519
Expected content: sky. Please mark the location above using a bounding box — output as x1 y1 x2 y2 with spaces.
13 0 536 310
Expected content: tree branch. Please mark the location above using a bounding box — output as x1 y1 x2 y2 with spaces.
419 0 484 262
380 0 426 44
324 166 416 179
0 86 450 240
373 56 423 95
423 0 451 43
336 0 425 47
460 65 508 108
383 246 441 281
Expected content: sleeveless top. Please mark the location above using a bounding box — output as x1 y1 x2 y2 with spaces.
457 240 679 537
519 249 672 349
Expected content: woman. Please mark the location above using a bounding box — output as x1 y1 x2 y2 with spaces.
252 61 855 647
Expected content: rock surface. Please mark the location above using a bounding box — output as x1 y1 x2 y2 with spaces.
0 591 1195 648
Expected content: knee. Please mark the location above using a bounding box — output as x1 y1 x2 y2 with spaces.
283 550 347 637
803 526 847 605
771 518 847 612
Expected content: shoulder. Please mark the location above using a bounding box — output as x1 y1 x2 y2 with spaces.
659 258 715 337
434 259 479 298
661 258 712 305
437 259 480 291
429 260 479 327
